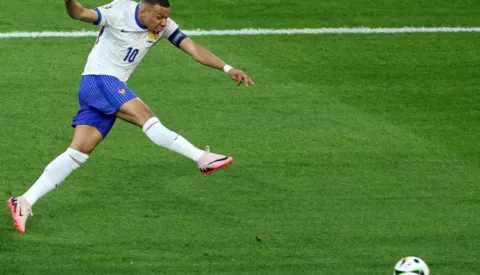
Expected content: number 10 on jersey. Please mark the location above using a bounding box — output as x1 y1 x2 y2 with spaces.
124 47 139 63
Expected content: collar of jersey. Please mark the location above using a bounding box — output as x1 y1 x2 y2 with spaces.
135 3 148 30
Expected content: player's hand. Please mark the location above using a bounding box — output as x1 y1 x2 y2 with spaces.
227 69 255 87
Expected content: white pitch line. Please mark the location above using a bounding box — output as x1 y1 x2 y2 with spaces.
1 27 480 39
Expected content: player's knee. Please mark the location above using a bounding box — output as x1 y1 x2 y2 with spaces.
130 107 155 126
118 98 156 126
69 143 95 155
138 106 155 122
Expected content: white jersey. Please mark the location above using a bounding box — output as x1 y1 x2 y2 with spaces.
83 0 184 82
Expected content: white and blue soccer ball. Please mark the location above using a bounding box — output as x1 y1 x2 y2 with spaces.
393 256 430 275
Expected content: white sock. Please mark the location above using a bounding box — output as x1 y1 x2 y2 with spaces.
22 148 89 206
142 117 204 161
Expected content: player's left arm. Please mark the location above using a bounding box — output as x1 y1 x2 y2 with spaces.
64 0 98 23
178 38 255 87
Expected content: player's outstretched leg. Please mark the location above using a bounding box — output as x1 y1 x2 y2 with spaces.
7 147 88 233
142 117 233 176
7 125 102 233
116 98 233 176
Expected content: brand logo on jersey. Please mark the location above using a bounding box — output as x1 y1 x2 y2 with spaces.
103 4 112 9
148 32 159 40
118 88 126 95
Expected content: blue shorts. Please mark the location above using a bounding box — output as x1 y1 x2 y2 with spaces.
71 75 138 137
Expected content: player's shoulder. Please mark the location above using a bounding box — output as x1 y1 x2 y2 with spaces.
163 17 180 35
167 17 178 24
99 0 133 13
97 0 138 28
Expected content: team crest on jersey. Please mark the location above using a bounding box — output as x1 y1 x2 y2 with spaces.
148 32 159 40
118 88 126 95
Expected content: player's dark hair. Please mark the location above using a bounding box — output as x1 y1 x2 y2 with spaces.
142 0 170 7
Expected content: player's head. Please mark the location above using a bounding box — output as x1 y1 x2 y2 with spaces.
139 0 171 34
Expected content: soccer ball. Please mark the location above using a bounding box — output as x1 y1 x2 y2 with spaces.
393 256 430 275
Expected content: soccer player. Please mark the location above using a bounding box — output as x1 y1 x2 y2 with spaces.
7 0 255 233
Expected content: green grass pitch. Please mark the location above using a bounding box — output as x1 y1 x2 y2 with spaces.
0 0 479 274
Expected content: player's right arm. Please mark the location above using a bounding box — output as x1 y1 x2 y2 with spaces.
64 0 99 23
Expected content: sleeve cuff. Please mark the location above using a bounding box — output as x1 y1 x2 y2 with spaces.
93 8 102 25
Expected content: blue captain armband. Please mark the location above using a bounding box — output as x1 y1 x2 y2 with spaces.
168 29 188 47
